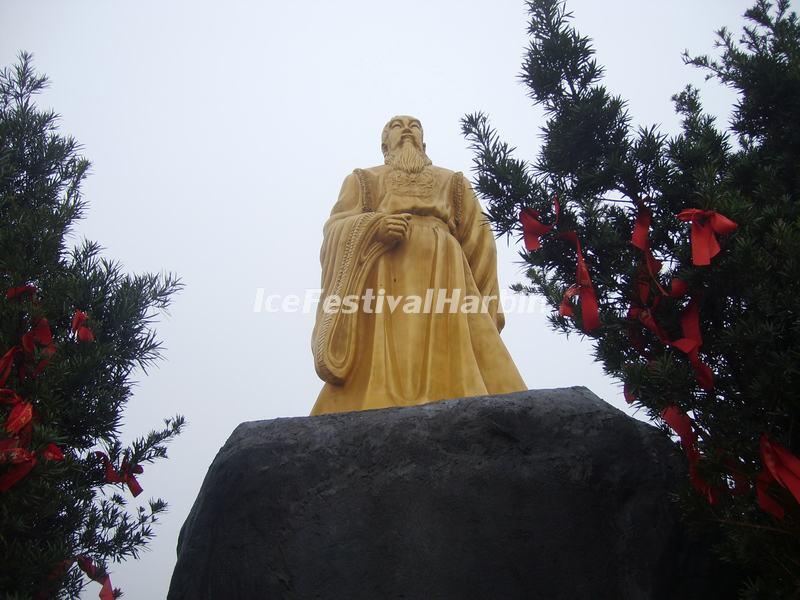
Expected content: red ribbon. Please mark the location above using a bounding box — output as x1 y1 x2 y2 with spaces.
42 443 65 461
20 318 57 377
35 558 74 600
623 385 635 404
32 343 57 377
0 347 21 387
0 458 37 492
761 436 800 502
668 297 714 391
756 470 785 519
5 401 33 435
626 270 688 350
72 310 95 342
756 435 800 519
627 296 670 345
21 318 53 354
95 452 143 497
558 231 600 331
0 439 37 492
630 201 669 296
518 197 598 330
631 204 652 252
676 209 738 266
661 405 717 504
0 438 63 492
661 406 695 449
0 388 22 405
6 284 37 300
626 291 712 389
77 555 115 600
0 438 25 462
519 196 560 251
628 201 692 349
665 278 688 298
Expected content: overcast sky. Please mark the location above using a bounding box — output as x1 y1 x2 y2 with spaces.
0 0 773 597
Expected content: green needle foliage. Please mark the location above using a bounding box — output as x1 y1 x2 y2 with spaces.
0 54 185 598
462 1 800 595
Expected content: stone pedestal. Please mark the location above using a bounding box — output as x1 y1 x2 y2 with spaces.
168 387 731 599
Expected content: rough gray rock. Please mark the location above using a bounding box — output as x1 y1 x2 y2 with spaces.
168 387 729 600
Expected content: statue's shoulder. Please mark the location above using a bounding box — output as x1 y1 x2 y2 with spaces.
431 166 469 189
430 164 458 178
436 167 471 195
338 166 384 213
344 165 384 192
354 165 389 178
348 164 461 179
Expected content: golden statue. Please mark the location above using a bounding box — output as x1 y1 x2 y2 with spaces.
311 116 526 415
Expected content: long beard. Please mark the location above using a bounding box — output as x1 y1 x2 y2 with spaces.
385 140 432 174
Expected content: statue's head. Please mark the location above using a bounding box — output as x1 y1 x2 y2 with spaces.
381 115 425 157
382 115 431 173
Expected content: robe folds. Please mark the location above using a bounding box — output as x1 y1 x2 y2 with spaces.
311 164 526 415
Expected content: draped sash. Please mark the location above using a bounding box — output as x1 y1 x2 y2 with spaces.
312 172 390 384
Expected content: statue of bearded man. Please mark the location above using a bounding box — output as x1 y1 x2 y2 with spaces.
310 115 526 415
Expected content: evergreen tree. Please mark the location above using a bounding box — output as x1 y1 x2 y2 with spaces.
0 54 184 599
463 1 800 595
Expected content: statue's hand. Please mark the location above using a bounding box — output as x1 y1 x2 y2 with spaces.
376 213 412 246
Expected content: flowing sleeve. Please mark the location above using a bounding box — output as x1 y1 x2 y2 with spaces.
454 174 506 333
312 171 389 384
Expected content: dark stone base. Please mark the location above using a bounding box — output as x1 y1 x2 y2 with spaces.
168 387 732 599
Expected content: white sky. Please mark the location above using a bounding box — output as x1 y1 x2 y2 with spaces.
1 0 772 597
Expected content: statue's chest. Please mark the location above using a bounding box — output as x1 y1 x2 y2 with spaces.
378 170 449 216
384 169 438 198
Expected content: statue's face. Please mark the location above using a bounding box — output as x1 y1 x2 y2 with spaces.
384 116 423 154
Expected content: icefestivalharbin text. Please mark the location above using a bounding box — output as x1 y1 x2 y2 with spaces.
253 287 549 315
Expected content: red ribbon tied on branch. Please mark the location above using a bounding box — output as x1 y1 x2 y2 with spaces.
0 389 22 405
631 204 652 252
20 318 57 377
676 209 738 266
71 310 95 342
0 347 21 387
519 196 560 251
42 443 64 461
627 277 672 346
668 297 715 391
95 452 143 497
77 555 115 600
623 385 636 405
517 196 598 331
1 388 33 435
626 234 713 389
6 284 37 301
21 318 53 355
5 401 33 435
0 437 63 492
661 405 717 504
0 439 37 492
628 200 689 347
558 231 601 331
756 435 800 519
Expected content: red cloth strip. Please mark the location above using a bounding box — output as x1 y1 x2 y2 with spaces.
558 231 600 331
95 452 144 497
661 405 717 504
761 435 800 507
77 556 115 600
676 209 738 266
519 195 560 251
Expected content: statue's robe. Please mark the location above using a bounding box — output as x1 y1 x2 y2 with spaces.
311 164 526 415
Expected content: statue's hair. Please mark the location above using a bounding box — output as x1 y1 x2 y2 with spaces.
381 115 423 156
